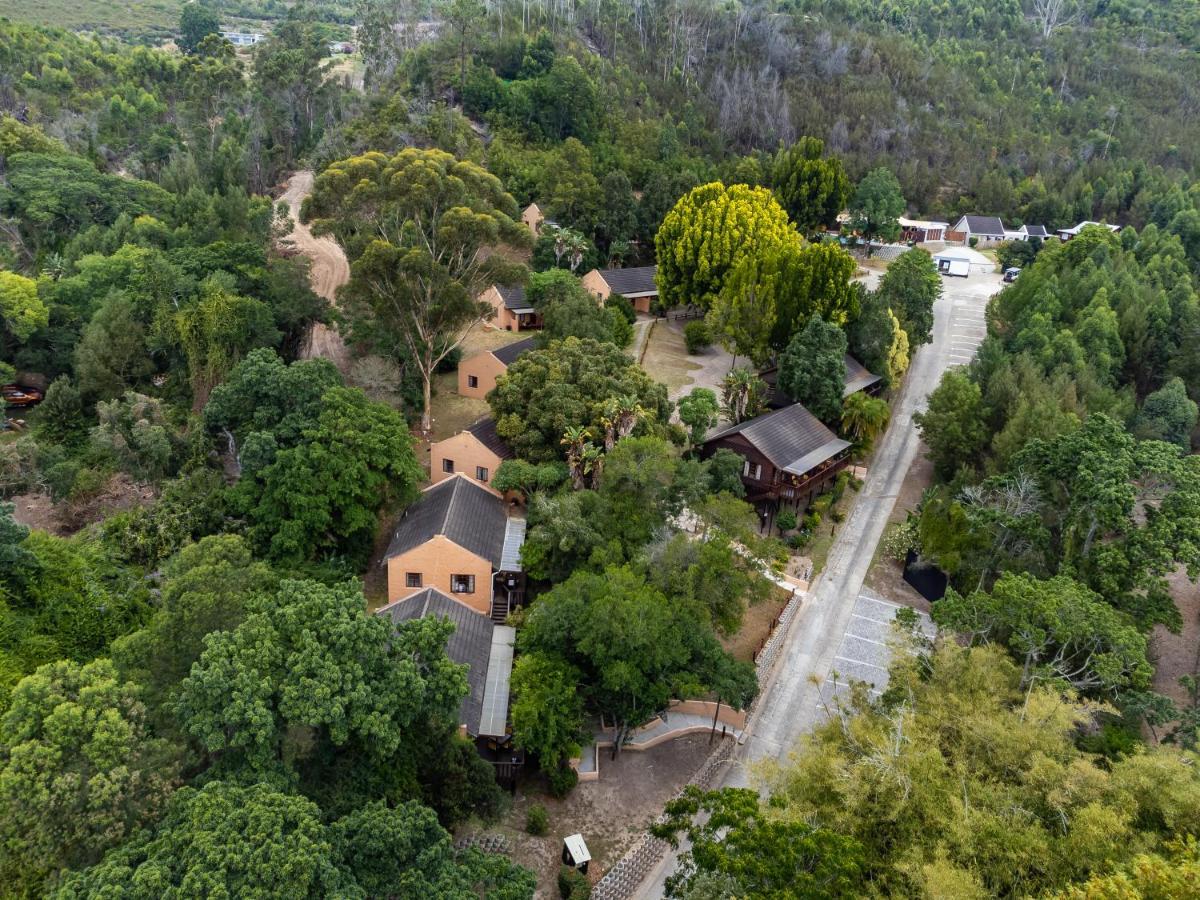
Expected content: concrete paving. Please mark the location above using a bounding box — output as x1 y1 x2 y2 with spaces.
633 270 1003 898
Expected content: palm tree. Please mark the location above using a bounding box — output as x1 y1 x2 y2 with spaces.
599 395 645 451
720 368 768 424
561 426 591 490
840 392 891 453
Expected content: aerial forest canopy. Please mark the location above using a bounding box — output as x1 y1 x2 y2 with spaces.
0 0 1199 896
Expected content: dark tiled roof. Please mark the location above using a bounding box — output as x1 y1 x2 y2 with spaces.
1023 224 1049 237
496 284 532 311
384 475 507 566
377 588 493 733
705 402 850 476
466 417 513 459
596 265 657 296
491 336 538 366
959 215 1006 236
842 354 882 397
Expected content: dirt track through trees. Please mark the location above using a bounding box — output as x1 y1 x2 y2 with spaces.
279 171 352 371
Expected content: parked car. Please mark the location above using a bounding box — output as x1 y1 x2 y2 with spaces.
1 384 44 407
1003 267 1021 283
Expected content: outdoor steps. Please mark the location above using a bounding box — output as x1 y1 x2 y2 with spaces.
489 597 509 624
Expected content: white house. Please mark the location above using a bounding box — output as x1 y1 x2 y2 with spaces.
949 215 1007 245
1057 221 1121 241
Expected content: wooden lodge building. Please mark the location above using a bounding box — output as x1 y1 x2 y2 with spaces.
701 402 852 520
761 354 882 410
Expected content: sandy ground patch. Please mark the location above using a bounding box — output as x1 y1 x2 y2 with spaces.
1150 569 1200 707
862 442 935 613
464 734 716 897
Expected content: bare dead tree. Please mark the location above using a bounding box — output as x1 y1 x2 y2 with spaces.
1032 0 1079 39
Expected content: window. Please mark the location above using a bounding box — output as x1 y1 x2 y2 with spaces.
467 375 479 388
406 572 422 589
476 465 489 482
741 459 761 480
442 458 455 473
451 574 475 594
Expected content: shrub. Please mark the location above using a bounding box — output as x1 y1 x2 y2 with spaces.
811 494 833 516
547 763 579 798
684 320 712 354
968 236 979 248
775 508 797 533
607 293 636 324
881 517 919 561
787 530 811 550
558 866 591 900
526 803 550 836
831 509 845 523
803 512 821 530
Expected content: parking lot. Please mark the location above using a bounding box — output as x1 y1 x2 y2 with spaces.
818 590 935 707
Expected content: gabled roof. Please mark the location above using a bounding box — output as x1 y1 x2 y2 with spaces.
595 265 658 296
1022 224 1050 237
957 215 1006 235
1058 221 1121 236
761 355 880 408
842 354 882 397
495 284 533 312
705 403 850 477
491 336 538 366
465 417 513 460
376 588 495 734
384 474 508 566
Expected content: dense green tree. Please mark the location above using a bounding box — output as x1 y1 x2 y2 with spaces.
111 535 276 712
914 370 989 479
655 182 798 310
307 148 529 430
848 287 910 387
520 566 757 745
33 376 83 446
677 387 720 448
174 579 467 787
232 386 422 563
174 277 280 407
771 137 851 234
489 336 669 462
530 268 628 346
510 655 586 779
1134 376 1197 448
0 658 180 896
778 317 848 423
767 642 1200 898
72 294 152 399
875 248 941 346
654 787 865 899
0 272 47 372
178 3 221 55
54 781 339 898
91 392 174 482
849 167 905 252
935 573 1151 695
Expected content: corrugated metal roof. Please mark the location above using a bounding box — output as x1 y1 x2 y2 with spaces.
384 475 507 566
500 517 526 572
842 354 882 397
376 588 494 735
595 265 657 296
706 402 846 475
477 625 515 738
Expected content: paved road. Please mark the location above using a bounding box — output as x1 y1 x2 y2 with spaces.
635 271 1002 898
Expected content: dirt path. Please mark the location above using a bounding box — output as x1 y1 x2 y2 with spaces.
278 171 352 372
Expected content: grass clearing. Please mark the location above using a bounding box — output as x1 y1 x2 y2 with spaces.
0 0 182 40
